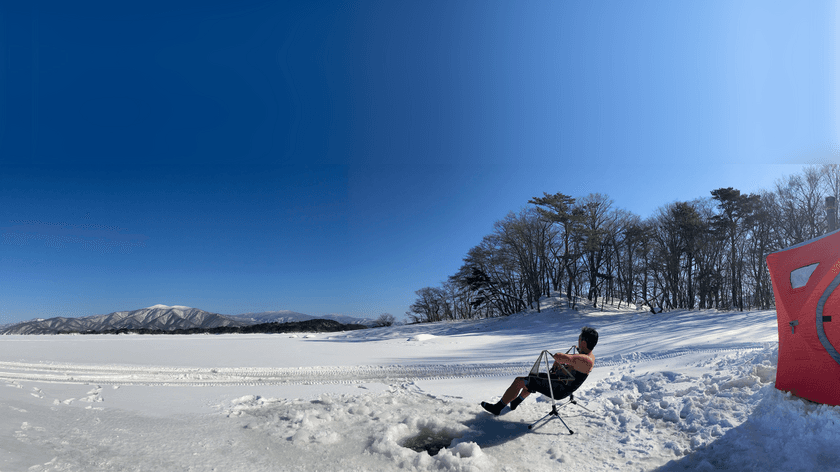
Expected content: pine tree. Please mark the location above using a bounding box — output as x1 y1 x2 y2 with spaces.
711 188 760 310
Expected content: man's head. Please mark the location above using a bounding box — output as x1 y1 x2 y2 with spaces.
579 326 598 352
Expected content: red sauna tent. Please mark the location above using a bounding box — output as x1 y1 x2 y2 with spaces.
767 230 840 406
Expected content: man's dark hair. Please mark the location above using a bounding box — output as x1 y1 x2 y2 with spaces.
580 326 598 350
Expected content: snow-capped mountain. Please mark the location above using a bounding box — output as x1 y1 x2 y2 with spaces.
232 311 375 326
0 305 251 335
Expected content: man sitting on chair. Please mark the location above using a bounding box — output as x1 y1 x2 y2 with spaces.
481 326 598 416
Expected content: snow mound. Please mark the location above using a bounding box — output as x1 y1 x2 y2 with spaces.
409 334 436 342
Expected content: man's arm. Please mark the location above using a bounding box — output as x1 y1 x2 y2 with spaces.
553 352 594 374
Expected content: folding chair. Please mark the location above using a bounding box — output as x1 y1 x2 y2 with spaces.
526 347 588 434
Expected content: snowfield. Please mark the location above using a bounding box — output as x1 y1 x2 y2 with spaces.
2 298 839 471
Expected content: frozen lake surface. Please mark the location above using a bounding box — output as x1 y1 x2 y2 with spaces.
2 299 838 471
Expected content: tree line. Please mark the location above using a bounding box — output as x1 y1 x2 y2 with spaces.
406 164 840 323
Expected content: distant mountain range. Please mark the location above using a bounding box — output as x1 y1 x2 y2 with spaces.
0 305 376 335
0 305 250 335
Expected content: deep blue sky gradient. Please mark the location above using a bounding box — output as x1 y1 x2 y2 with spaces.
1 1 837 323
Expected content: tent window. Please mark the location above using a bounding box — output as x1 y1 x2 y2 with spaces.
791 263 819 289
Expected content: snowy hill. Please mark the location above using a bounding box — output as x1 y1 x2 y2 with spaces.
232 310 376 326
317 313 376 326
0 305 251 334
232 310 314 324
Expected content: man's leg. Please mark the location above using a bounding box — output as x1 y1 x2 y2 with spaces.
482 377 527 415
501 377 527 404
509 385 531 411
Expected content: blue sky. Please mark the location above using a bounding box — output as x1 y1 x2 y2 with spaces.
1 1 837 324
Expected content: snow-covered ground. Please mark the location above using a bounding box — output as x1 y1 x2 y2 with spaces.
2 298 839 471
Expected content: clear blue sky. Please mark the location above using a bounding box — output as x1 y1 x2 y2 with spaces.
1 1 837 324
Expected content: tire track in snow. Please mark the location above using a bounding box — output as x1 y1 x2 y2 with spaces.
0 361 530 386
0 346 767 386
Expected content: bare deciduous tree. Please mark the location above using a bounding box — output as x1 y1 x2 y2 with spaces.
408 165 840 322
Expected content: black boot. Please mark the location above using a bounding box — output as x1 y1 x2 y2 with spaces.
481 401 505 416
509 395 524 411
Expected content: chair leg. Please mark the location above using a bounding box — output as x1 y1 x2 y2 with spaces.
527 406 555 430
528 403 574 434
556 414 574 435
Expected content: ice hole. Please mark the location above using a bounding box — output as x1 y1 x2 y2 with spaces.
401 428 460 456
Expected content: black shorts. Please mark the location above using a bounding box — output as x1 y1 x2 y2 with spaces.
523 373 573 400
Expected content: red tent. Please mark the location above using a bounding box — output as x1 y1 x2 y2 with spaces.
766 230 840 406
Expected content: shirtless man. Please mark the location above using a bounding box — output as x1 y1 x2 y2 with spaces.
481 326 598 416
